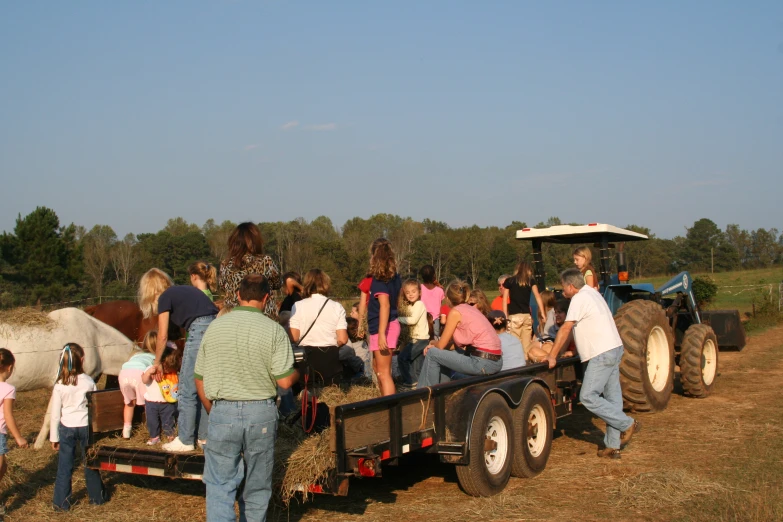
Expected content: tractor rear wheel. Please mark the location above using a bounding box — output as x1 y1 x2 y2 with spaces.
679 324 719 398
614 300 674 413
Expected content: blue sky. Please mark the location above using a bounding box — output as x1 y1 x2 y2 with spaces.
1 1 781 239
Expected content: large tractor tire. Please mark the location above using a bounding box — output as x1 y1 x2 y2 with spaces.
679 324 719 398
456 394 513 497
511 384 553 479
614 300 675 413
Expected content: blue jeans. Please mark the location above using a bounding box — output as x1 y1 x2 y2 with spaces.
398 339 429 385
53 424 105 510
145 401 178 439
416 349 502 388
277 386 296 417
179 315 215 444
204 399 277 522
580 346 634 449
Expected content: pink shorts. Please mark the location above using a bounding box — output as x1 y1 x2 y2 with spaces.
119 369 147 406
369 320 401 352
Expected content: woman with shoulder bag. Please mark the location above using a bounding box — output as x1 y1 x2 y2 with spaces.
289 269 349 387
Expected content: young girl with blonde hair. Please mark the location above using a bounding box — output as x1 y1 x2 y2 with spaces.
189 261 218 301
367 238 402 396
50 343 106 510
502 261 546 361
573 246 600 290
397 279 430 387
138 268 218 453
118 330 158 438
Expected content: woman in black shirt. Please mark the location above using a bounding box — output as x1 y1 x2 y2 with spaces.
502 261 546 362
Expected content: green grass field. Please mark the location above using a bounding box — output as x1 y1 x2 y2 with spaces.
479 267 782 315
635 267 782 313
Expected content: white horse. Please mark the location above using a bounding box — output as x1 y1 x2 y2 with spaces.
0 307 135 448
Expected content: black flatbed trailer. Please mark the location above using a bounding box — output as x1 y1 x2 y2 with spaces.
86 357 581 497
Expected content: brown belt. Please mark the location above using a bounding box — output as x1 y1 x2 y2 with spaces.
465 345 502 362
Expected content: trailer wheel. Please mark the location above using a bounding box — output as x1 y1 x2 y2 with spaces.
679 324 719 398
615 300 674 412
456 394 513 497
511 384 553 479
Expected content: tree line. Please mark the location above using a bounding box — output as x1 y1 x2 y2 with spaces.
1 207 781 308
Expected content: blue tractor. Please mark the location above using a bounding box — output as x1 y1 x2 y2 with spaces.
517 223 746 413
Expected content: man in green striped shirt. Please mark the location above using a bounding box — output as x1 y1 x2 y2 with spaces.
195 274 298 521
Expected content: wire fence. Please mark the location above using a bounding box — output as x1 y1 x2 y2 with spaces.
1 294 365 312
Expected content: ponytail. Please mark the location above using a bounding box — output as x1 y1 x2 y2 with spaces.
56 343 85 386
445 279 471 306
189 261 218 292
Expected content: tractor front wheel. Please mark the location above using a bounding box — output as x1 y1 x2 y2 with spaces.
679 324 719 398
615 300 674 413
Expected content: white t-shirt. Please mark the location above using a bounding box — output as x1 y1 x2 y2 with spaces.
565 286 623 362
50 374 97 442
290 294 348 347
143 366 166 403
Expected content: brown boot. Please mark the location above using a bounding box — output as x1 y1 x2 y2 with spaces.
597 448 621 459
621 419 641 446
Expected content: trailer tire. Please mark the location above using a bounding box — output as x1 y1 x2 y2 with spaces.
456 394 513 497
615 300 674 413
511 384 553 479
679 324 719 398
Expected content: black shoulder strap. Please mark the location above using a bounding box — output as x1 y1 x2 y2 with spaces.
297 298 330 346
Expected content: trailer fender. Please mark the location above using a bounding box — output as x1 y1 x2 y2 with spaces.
444 376 551 451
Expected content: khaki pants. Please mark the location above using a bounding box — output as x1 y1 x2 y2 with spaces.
508 313 534 360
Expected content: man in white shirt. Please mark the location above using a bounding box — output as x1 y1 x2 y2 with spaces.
546 268 640 459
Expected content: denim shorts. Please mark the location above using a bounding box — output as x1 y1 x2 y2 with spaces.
0 433 8 455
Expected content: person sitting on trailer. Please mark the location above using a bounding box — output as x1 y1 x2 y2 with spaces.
487 310 525 371
528 299 575 362
417 280 503 388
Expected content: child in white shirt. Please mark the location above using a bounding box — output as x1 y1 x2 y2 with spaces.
50 343 106 511
141 345 181 445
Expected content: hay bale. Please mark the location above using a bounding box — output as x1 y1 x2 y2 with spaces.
0 307 54 331
276 384 379 504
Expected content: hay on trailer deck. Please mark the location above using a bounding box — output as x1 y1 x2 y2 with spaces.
91 384 381 505
276 384 381 504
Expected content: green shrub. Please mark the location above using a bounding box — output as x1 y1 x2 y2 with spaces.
743 288 782 333
692 276 718 307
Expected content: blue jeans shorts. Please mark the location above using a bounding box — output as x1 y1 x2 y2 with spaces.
0 433 7 455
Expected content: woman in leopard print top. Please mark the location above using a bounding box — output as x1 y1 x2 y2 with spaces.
218 222 281 318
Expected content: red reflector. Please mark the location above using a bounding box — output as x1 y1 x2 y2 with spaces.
381 450 391 460
522 228 530 231
308 484 324 493
421 437 433 448
588 223 597 226
131 465 148 474
100 462 117 472
358 458 376 477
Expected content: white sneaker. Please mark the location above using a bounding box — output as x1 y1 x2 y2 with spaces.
122 425 132 439
161 437 195 452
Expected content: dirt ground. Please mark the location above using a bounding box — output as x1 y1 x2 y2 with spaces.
2 326 782 522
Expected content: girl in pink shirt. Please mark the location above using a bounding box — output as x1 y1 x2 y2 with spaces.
419 265 445 337
0 347 28 510
416 280 502 389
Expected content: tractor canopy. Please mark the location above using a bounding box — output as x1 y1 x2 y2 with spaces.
515 223 648 244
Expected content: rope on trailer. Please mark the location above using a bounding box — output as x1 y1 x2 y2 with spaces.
418 386 433 431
